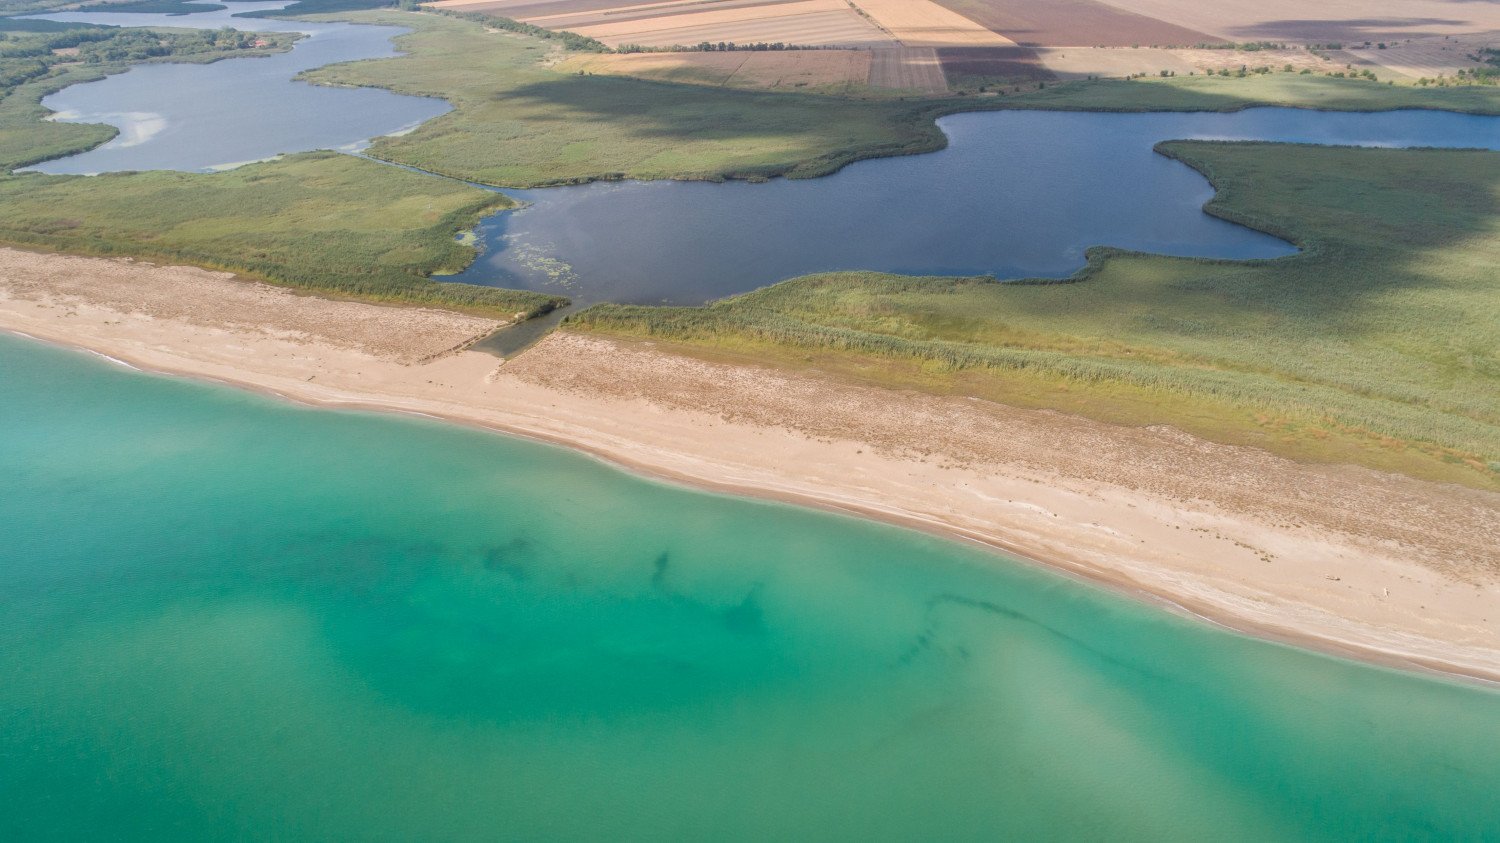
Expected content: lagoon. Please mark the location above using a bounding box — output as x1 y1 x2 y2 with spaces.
455 107 1500 304
3 333 1500 840
24 1 448 175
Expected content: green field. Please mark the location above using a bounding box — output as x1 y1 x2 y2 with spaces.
299 11 949 187
570 143 1500 488
1006 72 1500 115
0 153 562 316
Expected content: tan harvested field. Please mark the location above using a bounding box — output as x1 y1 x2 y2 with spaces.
1033 46 1195 79
432 0 897 48
867 46 947 93
1029 45 1347 81
1095 0 1500 42
1172 46 1341 74
929 0 1220 47
1328 34 1497 81
555 48 872 92
849 0 1012 47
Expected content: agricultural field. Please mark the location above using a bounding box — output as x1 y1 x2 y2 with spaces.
555 49 872 94
929 0 1219 48
936 46 1051 89
427 0 895 48
569 143 1500 489
851 0 1010 48
1092 0 1500 42
1326 35 1496 83
867 47 948 94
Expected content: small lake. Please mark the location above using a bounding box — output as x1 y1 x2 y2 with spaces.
453 107 1500 304
24 1 448 174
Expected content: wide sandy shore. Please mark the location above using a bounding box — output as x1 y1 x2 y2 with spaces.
3 247 1498 684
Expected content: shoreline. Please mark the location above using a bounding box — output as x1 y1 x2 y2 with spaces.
9 324 1498 690
2 247 1498 688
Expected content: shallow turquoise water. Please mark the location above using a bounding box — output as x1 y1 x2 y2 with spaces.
3 332 1499 840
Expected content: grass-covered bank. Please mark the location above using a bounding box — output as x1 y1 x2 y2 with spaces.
0 153 562 317
300 10 944 187
569 143 1500 489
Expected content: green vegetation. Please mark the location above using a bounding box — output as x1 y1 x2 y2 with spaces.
0 18 107 33
0 26 299 170
0 0 84 17
237 0 395 19
82 0 228 14
1004 72 1500 115
570 143 1500 488
428 8 608 53
300 11 946 187
0 152 563 316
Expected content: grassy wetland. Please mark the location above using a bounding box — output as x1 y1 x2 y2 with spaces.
0 17 561 316
570 142 1500 489
0 152 564 316
298 10 945 187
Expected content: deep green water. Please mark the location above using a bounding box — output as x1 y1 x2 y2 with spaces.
3 332 1499 840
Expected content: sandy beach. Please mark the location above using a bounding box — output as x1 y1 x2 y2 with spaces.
2 246 1497 683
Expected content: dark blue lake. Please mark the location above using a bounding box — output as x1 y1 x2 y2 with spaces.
451 108 1500 304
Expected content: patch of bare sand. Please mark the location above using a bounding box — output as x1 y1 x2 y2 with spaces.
0 249 502 365
2 247 1497 684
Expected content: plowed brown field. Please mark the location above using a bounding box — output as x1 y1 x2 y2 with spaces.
1090 0 1500 42
937 46 1052 86
928 0 1220 47
867 47 948 93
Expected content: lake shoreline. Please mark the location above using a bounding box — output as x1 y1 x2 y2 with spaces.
3 247 1497 688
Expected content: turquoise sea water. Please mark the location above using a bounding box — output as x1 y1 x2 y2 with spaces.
3 332 1500 840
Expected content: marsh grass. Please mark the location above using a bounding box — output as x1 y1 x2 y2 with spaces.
571 143 1500 487
0 153 564 316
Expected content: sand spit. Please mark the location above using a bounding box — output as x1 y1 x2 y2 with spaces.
1 246 1496 684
